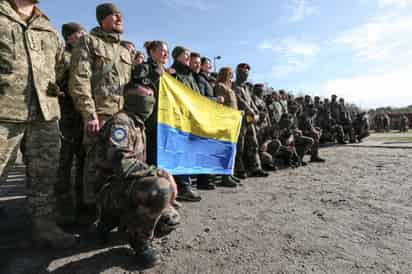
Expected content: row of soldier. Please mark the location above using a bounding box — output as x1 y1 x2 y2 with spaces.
0 1 369 268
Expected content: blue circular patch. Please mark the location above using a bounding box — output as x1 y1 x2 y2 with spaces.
111 128 127 142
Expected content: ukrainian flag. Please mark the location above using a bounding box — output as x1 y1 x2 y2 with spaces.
157 73 242 175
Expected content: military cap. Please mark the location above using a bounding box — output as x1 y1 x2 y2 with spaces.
314 96 320 100
339 98 345 102
237 63 251 70
278 89 286 94
331 94 337 98
61 22 84 41
172 46 189 60
96 3 121 24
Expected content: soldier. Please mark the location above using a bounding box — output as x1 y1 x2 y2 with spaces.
278 90 289 114
287 102 315 166
92 81 180 267
134 51 145 65
252 84 271 133
330 94 340 123
55 23 86 224
400 114 409 132
232 63 268 178
69 3 132 204
0 0 77 247
353 112 370 142
339 98 355 143
267 91 283 124
69 3 132 143
298 104 325 162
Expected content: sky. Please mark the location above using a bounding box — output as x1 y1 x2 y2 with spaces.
38 0 412 109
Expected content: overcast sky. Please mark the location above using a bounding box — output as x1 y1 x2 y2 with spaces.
39 0 412 109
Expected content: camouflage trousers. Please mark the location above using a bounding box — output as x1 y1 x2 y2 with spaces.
260 139 281 167
294 134 314 160
0 120 60 217
235 121 262 174
97 176 178 250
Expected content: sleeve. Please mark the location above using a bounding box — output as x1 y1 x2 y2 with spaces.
54 37 66 83
106 123 156 179
68 35 97 121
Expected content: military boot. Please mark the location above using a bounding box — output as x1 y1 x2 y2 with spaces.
177 185 202 202
32 216 78 248
220 175 238 187
132 241 161 268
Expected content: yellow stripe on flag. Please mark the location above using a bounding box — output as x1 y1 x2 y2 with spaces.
158 73 242 143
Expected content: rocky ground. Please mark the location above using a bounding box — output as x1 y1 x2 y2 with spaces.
1 134 412 274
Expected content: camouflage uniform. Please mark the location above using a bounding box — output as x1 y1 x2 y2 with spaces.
232 80 263 175
0 1 65 218
92 111 179 252
298 107 324 161
69 26 133 143
69 26 132 203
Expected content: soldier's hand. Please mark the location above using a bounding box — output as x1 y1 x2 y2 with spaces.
86 119 100 134
259 143 268 152
157 169 178 201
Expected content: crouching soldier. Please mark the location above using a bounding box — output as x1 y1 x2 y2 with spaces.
90 81 180 267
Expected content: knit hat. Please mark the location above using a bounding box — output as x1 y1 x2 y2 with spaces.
96 3 121 24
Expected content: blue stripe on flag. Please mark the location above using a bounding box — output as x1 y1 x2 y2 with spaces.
157 123 236 175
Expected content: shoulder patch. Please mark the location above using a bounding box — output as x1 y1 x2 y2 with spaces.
111 128 127 142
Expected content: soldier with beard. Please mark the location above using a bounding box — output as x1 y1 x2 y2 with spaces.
69 3 133 205
0 0 78 248
232 63 268 178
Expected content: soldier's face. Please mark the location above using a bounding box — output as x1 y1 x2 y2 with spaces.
101 12 123 33
236 67 249 82
151 44 168 65
190 57 201 74
67 30 86 46
134 55 145 65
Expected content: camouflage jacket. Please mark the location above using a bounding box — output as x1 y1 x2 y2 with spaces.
69 27 132 122
94 111 156 182
232 81 258 116
0 1 64 122
214 82 238 110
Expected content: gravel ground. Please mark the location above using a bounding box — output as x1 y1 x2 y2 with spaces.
1 145 412 274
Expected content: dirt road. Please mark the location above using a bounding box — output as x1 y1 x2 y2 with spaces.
1 144 412 274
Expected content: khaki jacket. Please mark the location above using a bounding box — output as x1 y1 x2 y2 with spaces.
214 82 238 110
0 0 64 122
69 27 132 123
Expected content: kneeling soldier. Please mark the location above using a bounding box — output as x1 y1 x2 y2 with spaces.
91 81 180 267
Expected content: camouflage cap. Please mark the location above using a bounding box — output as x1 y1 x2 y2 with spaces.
61 22 85 41
96 3 121 24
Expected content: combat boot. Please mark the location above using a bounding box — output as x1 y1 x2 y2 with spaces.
176 185 202 202
220 175 237 187
32 216 78 248
196 175 216 190
132 241 161 268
